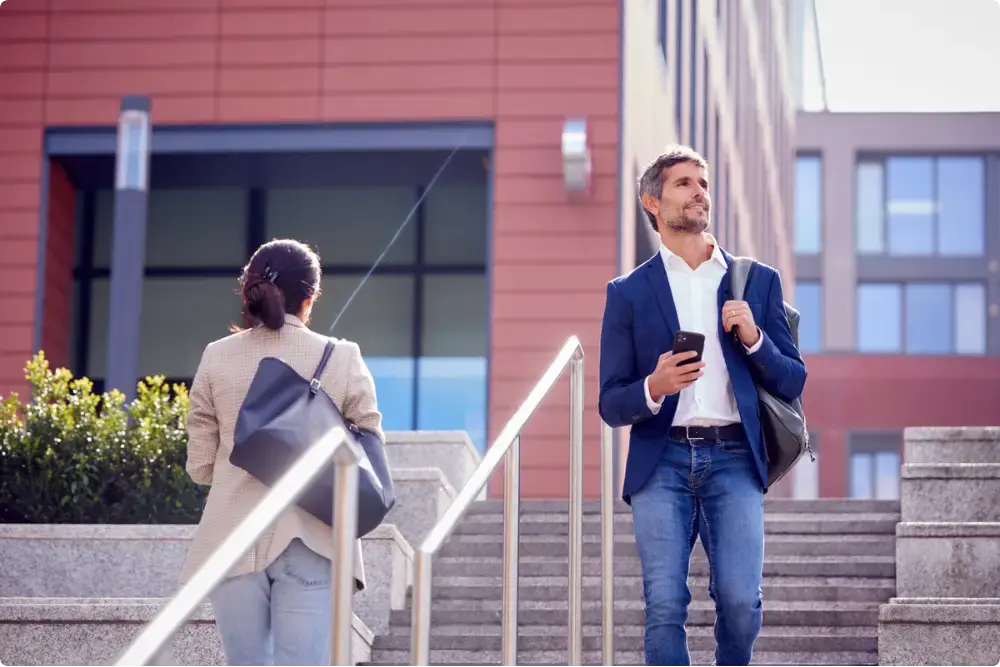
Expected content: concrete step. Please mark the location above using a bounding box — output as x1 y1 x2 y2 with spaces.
453 513 899 536
366 648 877 665
0 597 374 666
374 623 878 653
437 533 896 559
419 575 895 603
431 555 896 578
462 499 900 515
389 600 882 627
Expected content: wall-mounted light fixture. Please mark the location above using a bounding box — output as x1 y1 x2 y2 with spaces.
106 94 152 402
561 117 592 198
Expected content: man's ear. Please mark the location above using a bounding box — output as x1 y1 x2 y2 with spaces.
640 193 659 221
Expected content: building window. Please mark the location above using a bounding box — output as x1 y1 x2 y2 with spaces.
856 282 987 355
855 156 985 256
848 432 902 500
72 160 491 452
794 154 822 254
794 281 822 353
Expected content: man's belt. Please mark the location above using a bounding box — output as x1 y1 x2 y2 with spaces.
668 423 745 443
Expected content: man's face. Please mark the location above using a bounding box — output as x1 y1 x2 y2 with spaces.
644 160 711 234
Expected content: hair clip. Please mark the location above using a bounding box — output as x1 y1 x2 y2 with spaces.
262 266 279 284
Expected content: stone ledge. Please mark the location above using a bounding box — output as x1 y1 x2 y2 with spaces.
890 597 1000 605
0 523 407 636
880 601 1000 624
385 467 456 550
878 599 1000 665
0 598 374 666
900 468 1000 522
896 523 1000 599
0 524 195 540
904 426 1000 466
904 426 1000 442
897 522 1000 537
386 430 481 501
357 524 412 636
902 463 1000 479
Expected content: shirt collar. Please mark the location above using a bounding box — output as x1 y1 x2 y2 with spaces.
659 233 728 270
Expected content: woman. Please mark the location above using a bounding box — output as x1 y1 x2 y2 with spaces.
181 238 383 666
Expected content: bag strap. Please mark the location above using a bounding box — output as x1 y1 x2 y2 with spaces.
309 340 336 395
728 257 758 351
729 257 757 302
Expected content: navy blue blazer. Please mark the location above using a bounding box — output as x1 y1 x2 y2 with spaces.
598 248 807 504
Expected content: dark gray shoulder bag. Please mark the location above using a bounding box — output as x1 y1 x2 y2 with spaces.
729 257 814 488
230 339 395 538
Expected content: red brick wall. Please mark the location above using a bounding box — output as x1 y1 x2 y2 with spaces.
0 0 623 498
487 0 620 498
0 0 46 400
803 355 1000 497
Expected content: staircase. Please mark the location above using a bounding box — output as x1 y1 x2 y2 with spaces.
367 498 899 666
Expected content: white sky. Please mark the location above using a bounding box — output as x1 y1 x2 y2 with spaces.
809 0 1000 112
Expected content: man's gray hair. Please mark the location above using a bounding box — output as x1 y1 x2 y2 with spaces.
637 145 708 231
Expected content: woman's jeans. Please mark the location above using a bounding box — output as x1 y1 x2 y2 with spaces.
209 538 332 666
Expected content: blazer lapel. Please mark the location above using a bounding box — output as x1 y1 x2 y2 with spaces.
643 253 680 339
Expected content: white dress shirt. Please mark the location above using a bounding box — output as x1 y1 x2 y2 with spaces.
643 238 763 426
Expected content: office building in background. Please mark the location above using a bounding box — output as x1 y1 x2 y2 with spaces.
789 111 1000 500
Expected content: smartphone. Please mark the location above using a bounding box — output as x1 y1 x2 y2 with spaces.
672 330 705 366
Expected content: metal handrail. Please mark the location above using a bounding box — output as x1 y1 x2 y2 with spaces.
116 426 363 666
411 336 602 666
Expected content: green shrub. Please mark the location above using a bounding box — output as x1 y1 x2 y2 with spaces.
0 352 206 524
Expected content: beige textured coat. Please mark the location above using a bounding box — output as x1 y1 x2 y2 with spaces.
180 313 383 591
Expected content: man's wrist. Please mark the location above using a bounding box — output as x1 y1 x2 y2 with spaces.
742 326 764 353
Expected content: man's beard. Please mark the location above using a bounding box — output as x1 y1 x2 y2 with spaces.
665 212 709 234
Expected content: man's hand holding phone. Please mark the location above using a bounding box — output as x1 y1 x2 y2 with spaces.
647 350 705 401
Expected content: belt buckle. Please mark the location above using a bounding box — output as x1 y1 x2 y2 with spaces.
684 425 703 443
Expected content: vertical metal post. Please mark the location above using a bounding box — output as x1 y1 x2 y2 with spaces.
600 420 615 666
331 449 360 667
410 550 433 665
502 435 521 665
106 94 151 401
567 355 584 665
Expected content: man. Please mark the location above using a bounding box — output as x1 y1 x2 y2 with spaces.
598 146 806 666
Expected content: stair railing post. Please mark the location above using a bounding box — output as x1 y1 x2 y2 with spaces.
330 445 361 667
410 550 433 665
568 353 584 665
502 434 521 665
600 420 615 666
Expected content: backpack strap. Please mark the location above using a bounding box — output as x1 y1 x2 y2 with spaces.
309 340 336 395
729 257 757 302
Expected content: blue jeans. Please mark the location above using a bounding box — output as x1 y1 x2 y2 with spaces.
209 539 331 665
630 437 764 666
